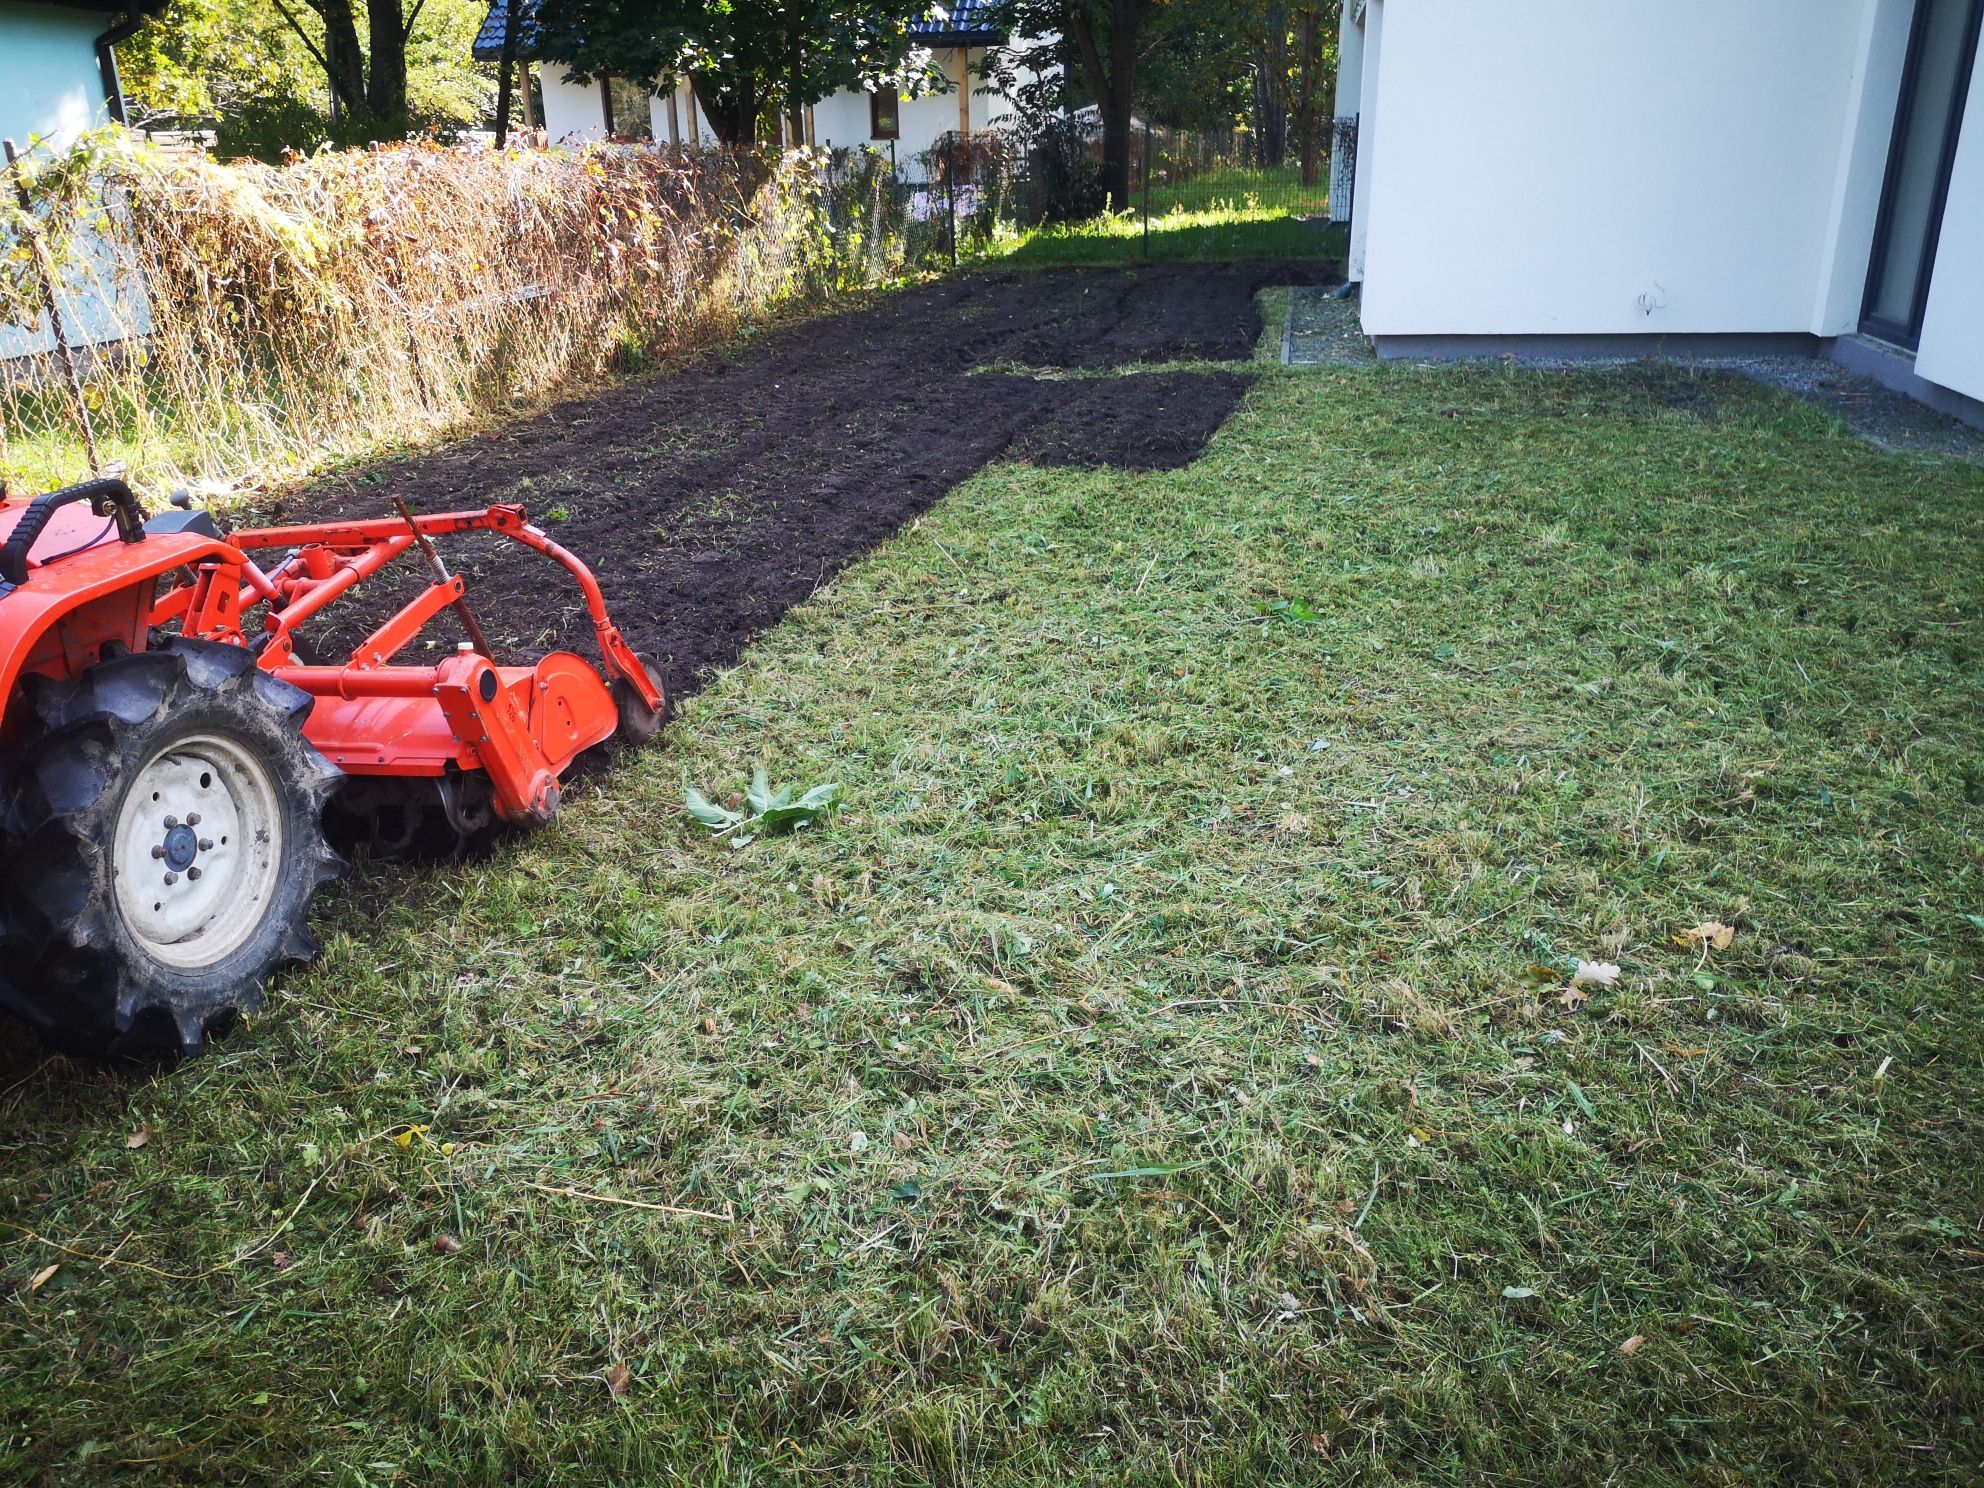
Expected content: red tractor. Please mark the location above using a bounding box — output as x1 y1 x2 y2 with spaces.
0 476 664 1058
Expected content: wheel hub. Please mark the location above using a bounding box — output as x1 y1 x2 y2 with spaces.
161 823 199 872
112 734 285 971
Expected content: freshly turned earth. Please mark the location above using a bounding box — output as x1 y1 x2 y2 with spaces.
271 261 1333 699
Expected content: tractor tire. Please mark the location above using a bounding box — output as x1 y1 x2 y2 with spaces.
0 638 344 1059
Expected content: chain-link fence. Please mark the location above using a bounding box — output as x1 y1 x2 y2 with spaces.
1128 121 1340 258
818 130 1026 269
816 116 1348 266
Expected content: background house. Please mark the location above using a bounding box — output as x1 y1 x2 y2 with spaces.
0 0 163 362
1336 0 1984 429
472 0 1020 172
0 0 164 152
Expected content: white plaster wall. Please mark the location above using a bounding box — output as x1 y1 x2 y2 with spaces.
647 80 716 146
1915 49 1984 403
540 65 607 143
0 3 109 152
1358 0 1870 335
1327 0 1364 223
1347 0 1382 281
1810 0 1914 334
813 48 1013 171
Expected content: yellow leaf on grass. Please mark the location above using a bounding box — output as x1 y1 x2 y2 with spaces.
28 1264 59 1295
1620 1333 1647 1356
391 1125 429 1150
1682 921 1736 951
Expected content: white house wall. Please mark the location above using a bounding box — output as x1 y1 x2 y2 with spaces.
812 48 1014 170
1358 0 1870 336
1809 0 1914 335
1347 0 1382 280
0 2 110 152
646 81 717 146
1327 0 1364 224
539 65 608 143
1914 44 1984 404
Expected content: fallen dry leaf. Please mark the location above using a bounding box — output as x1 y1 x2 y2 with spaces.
27 1264 59 1295
700 1017 718 1035
605 1362 632 1397
433 1234 463 1255
1572 959 1621 989
125 1127 150 1150
270 1250 292 1269
1558 986 1589 1010
1619 1333 1647 1356
1681 920 1736 951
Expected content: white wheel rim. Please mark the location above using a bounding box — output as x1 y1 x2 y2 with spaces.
112 733 285 971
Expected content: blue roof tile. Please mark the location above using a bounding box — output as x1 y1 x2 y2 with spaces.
473 1 1001 62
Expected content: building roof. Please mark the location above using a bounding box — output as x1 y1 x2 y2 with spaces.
472 0 1002 62
909 2 1003 47
471 0 540 62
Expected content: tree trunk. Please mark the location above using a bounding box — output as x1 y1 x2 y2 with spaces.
1253 3 1287 168
494 0 519 146
1068 3 1139 211
1294 5 1322 188
367 0 412 132
692 74 757 146
310 0 368 125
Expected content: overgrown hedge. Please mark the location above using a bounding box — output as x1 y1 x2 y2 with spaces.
0 134 927 496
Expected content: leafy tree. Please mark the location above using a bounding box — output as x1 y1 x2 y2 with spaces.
988 0 1337 206
533 0 934 147
117 0 493 149
988 0 1163 210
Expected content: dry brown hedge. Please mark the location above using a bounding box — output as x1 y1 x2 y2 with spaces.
0 135 917 497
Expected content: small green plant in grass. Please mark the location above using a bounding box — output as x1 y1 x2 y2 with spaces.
685 767 842 846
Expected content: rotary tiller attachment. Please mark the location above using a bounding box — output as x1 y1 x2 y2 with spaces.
0 480 665 1057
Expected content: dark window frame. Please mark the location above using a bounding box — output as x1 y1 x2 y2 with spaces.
1860 0 1984 349
869 86 901 140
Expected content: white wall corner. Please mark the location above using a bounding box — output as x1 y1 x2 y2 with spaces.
1348 0 1383 284
1915 43 1984 402
1810 0 1913 336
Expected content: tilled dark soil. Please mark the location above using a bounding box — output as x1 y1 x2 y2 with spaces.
273 261 1331 699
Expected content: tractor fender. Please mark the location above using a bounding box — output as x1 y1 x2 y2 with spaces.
0 516 242 743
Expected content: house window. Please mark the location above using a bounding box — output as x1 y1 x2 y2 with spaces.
869 86 901 140
606 74 654 140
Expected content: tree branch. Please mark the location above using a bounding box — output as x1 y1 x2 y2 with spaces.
268 0 339 92
1066 7 1110 107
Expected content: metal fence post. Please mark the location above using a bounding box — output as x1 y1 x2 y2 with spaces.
1141 121 1152 259
946 164 957 269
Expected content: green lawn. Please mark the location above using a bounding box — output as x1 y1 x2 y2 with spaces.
985 168 1342 267
6 344 1984 1484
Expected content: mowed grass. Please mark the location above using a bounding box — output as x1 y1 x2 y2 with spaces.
5 354 1984 1484
989 179 1342 267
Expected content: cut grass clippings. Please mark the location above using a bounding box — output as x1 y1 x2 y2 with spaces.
3 354 1984 1484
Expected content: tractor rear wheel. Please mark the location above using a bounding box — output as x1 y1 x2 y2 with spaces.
0 638 343 1058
